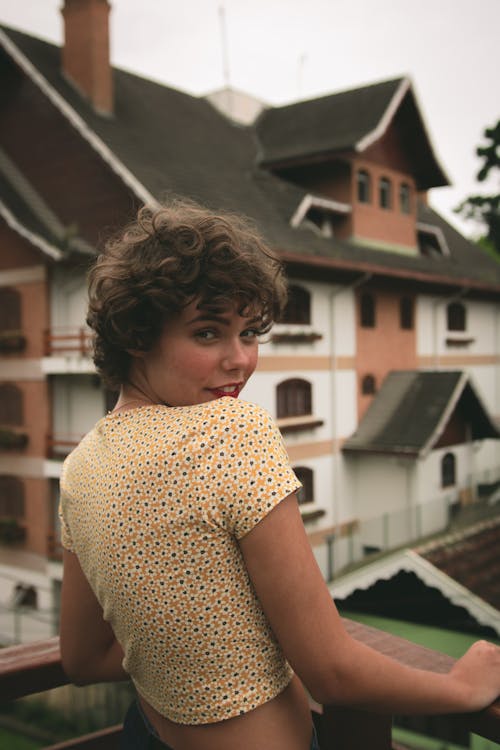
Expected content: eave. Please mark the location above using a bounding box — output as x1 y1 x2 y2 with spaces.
0 28 158 210
277 249 500 297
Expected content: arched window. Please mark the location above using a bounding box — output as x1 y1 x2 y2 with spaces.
379 177 392 209
441 453 456 488
360 292 376 328
0 383 23 425
0 476 25 518
14 584 38 609
277 379 312 418
0 288 21 332
400 296 414 330
399 183 411 214
293 466 314 505
361 374 376 395
357 170 371 203
447 302 466 332
282 285 311 325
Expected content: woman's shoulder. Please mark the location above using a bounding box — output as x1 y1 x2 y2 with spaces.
203 397 275 429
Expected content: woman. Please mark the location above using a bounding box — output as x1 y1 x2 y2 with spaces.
59 199 500 750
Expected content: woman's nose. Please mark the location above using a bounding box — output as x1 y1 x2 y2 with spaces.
222 338 250 371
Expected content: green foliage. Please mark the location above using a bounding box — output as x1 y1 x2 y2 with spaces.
455 120 500 257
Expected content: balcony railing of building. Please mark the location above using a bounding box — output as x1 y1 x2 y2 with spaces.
1 620 499 750
43 328 93 357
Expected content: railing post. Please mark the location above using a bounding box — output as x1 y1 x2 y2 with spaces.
319 706 392 750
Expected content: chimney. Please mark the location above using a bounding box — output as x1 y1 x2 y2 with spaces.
61 0 113 115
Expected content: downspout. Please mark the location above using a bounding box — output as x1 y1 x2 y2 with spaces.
327 272 372 580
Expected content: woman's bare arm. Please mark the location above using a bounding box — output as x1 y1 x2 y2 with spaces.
239 494 500 715
60 548 128 685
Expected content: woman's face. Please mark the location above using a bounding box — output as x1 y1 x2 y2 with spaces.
129 299 261 406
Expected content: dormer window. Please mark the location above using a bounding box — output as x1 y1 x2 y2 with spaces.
291 195 351 238
417 223 450 258
399 183 411 214
357 170 371 203
379 177 392 209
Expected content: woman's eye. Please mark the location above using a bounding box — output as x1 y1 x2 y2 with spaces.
241 328 261 340
195 329 217 341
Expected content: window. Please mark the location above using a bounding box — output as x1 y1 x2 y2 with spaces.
361 374 376 395
282 285 311 325
447 302 466 332
294 467 314 505
399 183 411 214
357 170 371 203
0 383 23 425
400 296 414 330
379 177 392 209
441 453 456 488
0 476 24 518
13 584 38 609
0 288 21 332
417 223 450 258
277 379 312 418
360 292 376 328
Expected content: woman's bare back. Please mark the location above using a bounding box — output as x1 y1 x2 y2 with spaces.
140 674 313 750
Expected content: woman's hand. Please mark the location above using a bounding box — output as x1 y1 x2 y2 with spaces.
239 494 500 715
448 640 500 712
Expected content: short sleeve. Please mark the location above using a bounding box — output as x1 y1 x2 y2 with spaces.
58 491 75 551
203 399 302 539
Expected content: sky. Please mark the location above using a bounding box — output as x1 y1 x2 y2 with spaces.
0 0 499 238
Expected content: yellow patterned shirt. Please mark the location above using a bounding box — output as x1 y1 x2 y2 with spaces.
59 397 301 724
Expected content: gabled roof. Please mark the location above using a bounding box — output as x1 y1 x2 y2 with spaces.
0 147 93 260
330 542 500 636
343 371 499 458
255 77 448 190
419 518 500 614
1 26 499 291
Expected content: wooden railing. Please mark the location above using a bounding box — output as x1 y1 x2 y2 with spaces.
46 435 82 459
43 328 93 357
1 620 499 749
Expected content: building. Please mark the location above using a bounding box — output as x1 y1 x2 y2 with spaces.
0 0 499 644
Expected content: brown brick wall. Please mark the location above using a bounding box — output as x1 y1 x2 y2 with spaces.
356 287 417 419
23 476 50 556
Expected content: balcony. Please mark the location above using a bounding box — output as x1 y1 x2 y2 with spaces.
42 329 95 375
1 620 499 749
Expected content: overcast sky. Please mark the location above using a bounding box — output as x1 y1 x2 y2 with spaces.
1 0 499 238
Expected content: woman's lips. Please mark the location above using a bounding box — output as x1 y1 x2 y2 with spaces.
209 384 241 398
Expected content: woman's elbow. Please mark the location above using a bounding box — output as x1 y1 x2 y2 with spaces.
60 644 95 686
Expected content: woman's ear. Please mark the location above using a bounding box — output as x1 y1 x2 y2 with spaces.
126 348 146 359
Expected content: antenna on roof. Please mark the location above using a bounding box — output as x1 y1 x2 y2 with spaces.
218 4 233 117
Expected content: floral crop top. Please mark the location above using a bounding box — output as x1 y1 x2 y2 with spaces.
59 397 301 724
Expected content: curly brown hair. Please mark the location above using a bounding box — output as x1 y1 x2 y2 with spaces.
87 198 287 389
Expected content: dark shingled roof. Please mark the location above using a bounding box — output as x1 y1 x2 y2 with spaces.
255 78 449 190
343 371 499 457
1 26 500 290
420 518 500 613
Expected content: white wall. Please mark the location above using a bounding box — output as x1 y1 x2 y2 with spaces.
52 375 105 439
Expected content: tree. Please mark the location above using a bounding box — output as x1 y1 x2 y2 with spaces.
455 120 500 258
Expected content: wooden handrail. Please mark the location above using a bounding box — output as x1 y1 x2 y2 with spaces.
1 622 499 748
43 328 92 356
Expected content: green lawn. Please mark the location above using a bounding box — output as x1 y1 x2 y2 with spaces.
0 727 43 750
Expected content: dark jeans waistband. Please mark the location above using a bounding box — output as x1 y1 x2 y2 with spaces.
121 699 321 749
